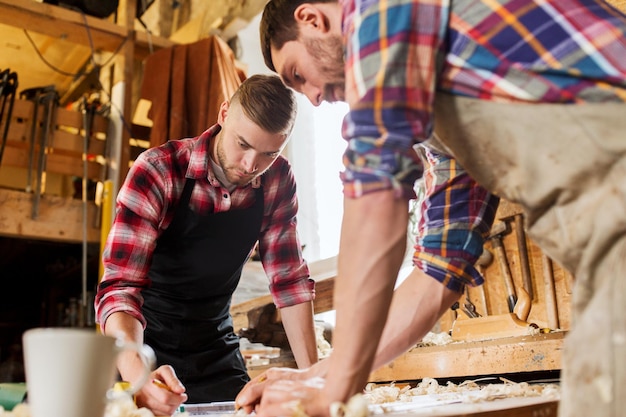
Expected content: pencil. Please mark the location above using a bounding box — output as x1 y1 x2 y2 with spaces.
152 378 173 392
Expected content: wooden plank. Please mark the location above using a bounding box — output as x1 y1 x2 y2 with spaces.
1 146 103 179
231 275 336 333
369 332 564 383
247 333 564 387
0 188 100 243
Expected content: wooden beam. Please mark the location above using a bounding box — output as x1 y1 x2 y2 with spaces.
0 0 174 60
0 188 100 243
0 0 125 51
115 0 138 186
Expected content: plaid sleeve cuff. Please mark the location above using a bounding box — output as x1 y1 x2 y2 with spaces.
414 251 484 293
270 278 316 309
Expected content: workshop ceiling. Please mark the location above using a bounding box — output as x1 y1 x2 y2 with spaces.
0 0 267 103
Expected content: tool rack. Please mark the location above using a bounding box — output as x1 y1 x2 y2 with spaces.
0 0 173 243
0 97 108 242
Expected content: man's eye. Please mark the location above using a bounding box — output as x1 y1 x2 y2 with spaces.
294 71 302 81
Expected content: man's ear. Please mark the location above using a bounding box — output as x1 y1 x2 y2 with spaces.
217 100 230 125
294 4 330 33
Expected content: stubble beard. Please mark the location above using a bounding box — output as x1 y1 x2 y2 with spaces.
304 34 346 102
216 137 254 187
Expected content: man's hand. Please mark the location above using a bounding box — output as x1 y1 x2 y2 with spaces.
133 365 187 416
245 377 330 417
236 358 332 413
235 367 310 414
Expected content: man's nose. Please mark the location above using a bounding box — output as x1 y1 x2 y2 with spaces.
302 83 322 106
243 153 258 173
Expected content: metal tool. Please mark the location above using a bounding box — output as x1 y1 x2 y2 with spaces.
29 85 59 220
0 69 18 167
177 401 237 415
489 221 517 313
19 87 42 192
463 286 480 318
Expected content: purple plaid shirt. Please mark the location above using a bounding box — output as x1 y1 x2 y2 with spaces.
340 0 626 290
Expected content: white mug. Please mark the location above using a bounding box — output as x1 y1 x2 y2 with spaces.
22 327 155 417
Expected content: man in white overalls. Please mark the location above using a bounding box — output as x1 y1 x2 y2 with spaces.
234 1 626 417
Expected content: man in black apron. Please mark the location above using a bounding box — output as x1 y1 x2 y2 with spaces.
95 74 318 416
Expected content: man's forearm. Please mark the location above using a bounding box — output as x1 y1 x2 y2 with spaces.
372 268 461 370
103 311 147 383
281 301 318 368
323 191 410 403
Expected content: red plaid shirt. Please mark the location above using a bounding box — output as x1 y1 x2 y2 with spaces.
96 126 314 330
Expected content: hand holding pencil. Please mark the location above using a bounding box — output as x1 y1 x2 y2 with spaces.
131 365 187 416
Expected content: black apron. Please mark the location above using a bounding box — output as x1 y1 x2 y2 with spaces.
142 178 264 403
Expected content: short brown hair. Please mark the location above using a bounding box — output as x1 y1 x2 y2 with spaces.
231 74 297 137
260 0 336 72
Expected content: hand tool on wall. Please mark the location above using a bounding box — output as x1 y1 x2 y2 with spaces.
31 86 59 219
463 286 480 318
542 253 559 330
475 247 493 316
0 69 18 167
20 85 59 217
19 87 44 193
489 221 517 313
513 213 534 300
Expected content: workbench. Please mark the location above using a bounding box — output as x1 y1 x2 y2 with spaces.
231 199 570 416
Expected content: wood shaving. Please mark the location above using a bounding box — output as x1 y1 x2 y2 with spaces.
330 394 369 417
415 331 454 347
315 322 333 359
363 383 412 404
363 377 560 407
